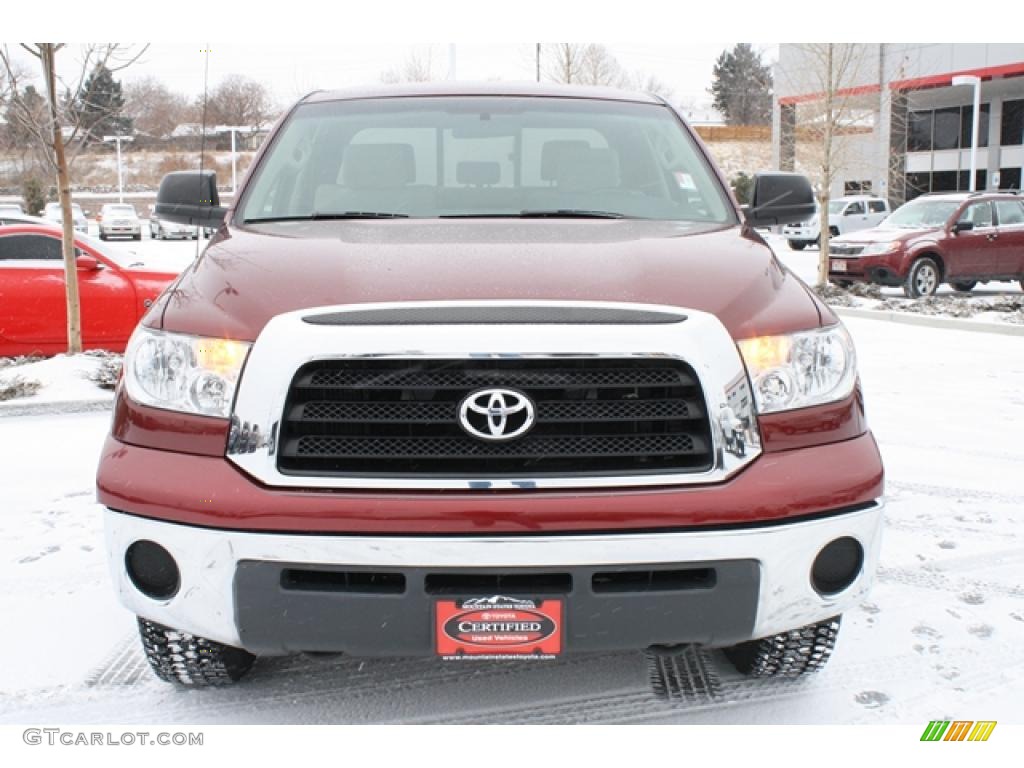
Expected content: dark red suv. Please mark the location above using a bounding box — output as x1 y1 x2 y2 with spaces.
828 192 1024 297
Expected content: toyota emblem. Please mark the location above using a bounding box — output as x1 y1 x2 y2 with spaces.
458 388 536 441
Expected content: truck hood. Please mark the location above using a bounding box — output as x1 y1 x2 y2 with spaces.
150 219 827 342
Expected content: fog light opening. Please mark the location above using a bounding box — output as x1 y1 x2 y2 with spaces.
811 536 864 596
125 540 180 600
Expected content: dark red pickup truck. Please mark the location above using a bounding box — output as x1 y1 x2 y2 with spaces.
97 83 884 687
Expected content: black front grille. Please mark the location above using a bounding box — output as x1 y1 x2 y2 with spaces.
277 358 713 478
829 244 864 256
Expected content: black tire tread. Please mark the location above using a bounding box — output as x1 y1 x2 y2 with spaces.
137 617 255 687
723 616 841 679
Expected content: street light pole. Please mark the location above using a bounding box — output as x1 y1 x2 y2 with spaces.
952 75 981 192
102 135 134 202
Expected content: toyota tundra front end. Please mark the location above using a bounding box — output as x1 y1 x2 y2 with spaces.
97 83 884 687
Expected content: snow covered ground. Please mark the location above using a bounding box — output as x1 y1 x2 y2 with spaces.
1 300 1022 723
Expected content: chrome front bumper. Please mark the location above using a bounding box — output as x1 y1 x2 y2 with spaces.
105 501 884 651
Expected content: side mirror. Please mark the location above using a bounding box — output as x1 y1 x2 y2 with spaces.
743 172 816 227
76 254 103 271
953 220 974 234
155 170 229 229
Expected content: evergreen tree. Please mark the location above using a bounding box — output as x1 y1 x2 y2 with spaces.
2 85 46 149
71 64 132 142
709 44 773 125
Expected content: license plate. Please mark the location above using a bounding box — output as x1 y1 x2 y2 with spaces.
435 596 563 659
831 259 847 272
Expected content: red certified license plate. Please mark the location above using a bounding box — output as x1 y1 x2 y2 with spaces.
831 259 847 272
435 596 563 659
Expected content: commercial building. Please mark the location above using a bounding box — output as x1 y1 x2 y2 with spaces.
771 44 1024 204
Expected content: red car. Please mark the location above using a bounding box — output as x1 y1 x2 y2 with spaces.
0 224 177 356
829 191 1024 297
97 83 884 689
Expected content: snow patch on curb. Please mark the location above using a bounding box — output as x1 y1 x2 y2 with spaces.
0 354 119 414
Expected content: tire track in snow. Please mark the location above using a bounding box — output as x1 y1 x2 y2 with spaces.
886 480 1024 506
876 564 1024 600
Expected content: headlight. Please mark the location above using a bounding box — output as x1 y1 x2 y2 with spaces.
737 324 857 414
124 327 250 418
859 241 900 255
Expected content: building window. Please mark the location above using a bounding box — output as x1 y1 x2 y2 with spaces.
1001 99 1024 146
960 104 990 149
933 107 960 150
904 170 988 201
1000 167 1022 190
907 104 990 152
908 111 933 151
905 172 930 200
844 180 872 194
958 170 987 191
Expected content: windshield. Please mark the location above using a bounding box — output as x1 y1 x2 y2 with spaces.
882 199 960 229
105 205 136 215
238 96 734 223
828 201 846 214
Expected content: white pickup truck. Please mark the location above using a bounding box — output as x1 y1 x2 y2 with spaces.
783 195 891 250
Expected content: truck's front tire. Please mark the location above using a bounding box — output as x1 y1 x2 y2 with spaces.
138 618 255 687
723 616 841 678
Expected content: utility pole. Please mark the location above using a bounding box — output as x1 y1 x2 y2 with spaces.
536 43 541 82
103 135 134 202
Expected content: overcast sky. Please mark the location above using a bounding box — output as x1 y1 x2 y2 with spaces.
8 42 779 111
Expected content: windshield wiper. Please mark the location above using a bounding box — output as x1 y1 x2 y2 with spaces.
518 209 628 219
245 211 410 223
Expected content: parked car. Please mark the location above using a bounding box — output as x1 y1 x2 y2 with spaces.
98 83 883 688
98 203 142 241
41 201 89 234
0 211 50 227
829 191 1024 297
149 209 197 240
0 224 177 356
0 202 26 216
783 195 891 250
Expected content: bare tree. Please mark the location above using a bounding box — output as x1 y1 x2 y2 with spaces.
782 44 874 285
544 44 629 87
203 74 275 129
0 43 147 354
381 47 438 84
623 71 675 101
123 76 190 138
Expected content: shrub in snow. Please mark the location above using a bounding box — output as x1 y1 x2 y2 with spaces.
87 357 123 390
0 374 43 401
0 355 45 370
